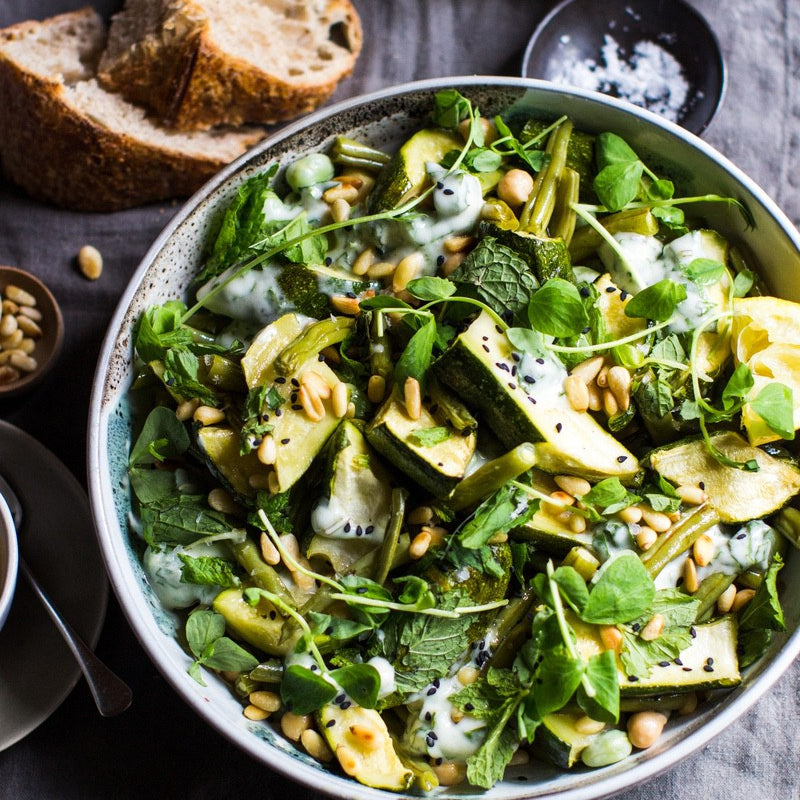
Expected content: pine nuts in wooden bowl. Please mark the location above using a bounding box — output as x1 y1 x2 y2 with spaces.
0 266 64 397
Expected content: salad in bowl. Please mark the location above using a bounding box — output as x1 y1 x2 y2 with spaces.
91 80 800 798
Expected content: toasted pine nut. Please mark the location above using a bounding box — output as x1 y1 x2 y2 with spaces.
571 355 606 384
692 534 715 567
569 514 587 533
602 388 619 417
564 374 590 412
640 613 665 641
596 365 610 387
18 305 41 322
301 729 334 762
193 405 225 425
543 490 575 516
0 365 20 384
600 625 623 653
619 505 643 525
0 314 17 337
575 716 606 735
0 329 23 350
5 284 35 306
345 401 356 419
554 475 592 498
676 484 708 505
329 294 361 315
408 505 434 525
175 398 200 421
457 665 480 685
607 366 631 411
249 690 281 713
683 557 699 593
440 252 465 277
332 381 349 418
586 380 603 411
330 197 351 222
301 370 332 398
497 168 534 208
627 711 668 749
716 583 737 614
340 170 375 203
640 508 672 532
677 692 698 716
367 374 386 403
299 384 325 421
208 487 238 515
323 183 359 204
243 704 270 721
281 712 311 742
409 530 431 559
443 235 475 253
352 247 376 276
731 588 756 613
433 761 467 787
18 337 35 354
257 435 277 465
366 261 396 279
268 471 281 494
260 531 281 565
635 526 658 550
9 352 37 373
1 300 18 315
78 245 103 280
421 525 447 547
392 252 424 293
404 377 422 420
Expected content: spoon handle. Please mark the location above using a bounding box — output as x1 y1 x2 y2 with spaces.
19 558 133 717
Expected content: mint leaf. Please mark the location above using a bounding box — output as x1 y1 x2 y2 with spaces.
749 382 795 440
625 279 687 322
684 257 725 286
134 300 194 363
140 494 237 547
178 554 241 588
528 278 590 338
465 714 518 789
581 552 655 624
456 481 536 549
408 427 452 447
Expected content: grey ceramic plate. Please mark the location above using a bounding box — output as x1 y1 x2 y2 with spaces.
88 77 800 800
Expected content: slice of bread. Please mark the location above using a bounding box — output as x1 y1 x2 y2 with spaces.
97 0 363 131
0 8 265 211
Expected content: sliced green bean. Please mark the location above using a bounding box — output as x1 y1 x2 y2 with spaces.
569 207 658 262
275 316 355 375
330 136 391 171
550 167 580 245
562 546 601 581
249 660 284 684
374 488 408 585
693 572 736 622
369 311 393 378
773 506 800 549
641 506 721 579
233 537 294 605
429 377 477 434
449 442 537 511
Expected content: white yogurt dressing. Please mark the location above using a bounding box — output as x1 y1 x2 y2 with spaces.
196 263 288 324
310 493 388 541
144 544 228 611
517 349 569 403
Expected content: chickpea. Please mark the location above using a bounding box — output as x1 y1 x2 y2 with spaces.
627 711 668 749
497 168 534 208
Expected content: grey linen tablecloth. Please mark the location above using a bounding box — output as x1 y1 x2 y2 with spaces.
0 1 798 798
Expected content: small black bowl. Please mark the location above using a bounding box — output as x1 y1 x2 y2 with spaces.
521 0 726 134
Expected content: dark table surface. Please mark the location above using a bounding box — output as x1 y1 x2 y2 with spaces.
0 1 799 798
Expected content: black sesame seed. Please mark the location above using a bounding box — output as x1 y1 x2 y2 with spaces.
482 335 489 341
425 711 432 721
435 758 443 766
523 375 535 384
620 291 628 300
605 286 617 293
682 666 693 672
291 378 300 387
674 658 683 666
269 610 277 620
658 661 671 667
511 365 517 377
511 352 521 362
275 408 283 417
436 181 444 189
703 665 714 672
628 675 639 682
496 362 510 372
437 462 444 467
528 396 537 404
436 254 445 266
555 422 563 433
426 687 437 696
355 526 363 536
508 382 516 390
736 532 747 540
365 525 375 535
345 291 356 299
706 657 714 666
482 344 490 352
344 522 351 532
356 587 368 594
318 353 325 362
617 455 628 462
579 286 590 298
689 626 697 638
443 188 454 195
340 701 351 710
326 719 336 728
465 702 474 712
291 404 302 411
495 325 503 334
581 326 591 334
428 731 438 740
165 377 175 386
699 481 705 489
310 664 318 671
334 694 345 704
281 438 290 444
325 256 333 266
632 622 641 632
536 357 545 364
325 626 334 635
290 392 298 403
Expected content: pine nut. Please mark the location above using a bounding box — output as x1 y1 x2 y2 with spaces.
78 245 103 280
619 505 643 525
268 471 281 494
443 234 475 253
243 704 270 721
208 487 238 515
716 583 737 614
404 377 422 420
409 530 431 559
367 374 386 403
602 388 619 417
676 484 708 505
193 405 225 425
640 508 672 532
280 533 301 565
175 398 200 421
433 760 467 786
564 374 590 412
457 666 480 685
340 170 374 203
596 365 610 387
627 711 668 749
1 300 18 315
336 745 359 776
299 384 325 421
440 252 465 277
9 352 36 373
392 252 424 293
575 716 606 735
683 557 699 593
18 337 35 355
607 366 631 411
677 692 698 716
408 506 434 525
1 329 23 350
332 381 349 418
352 247 376 276
731 588 756 612
5 284 35 306
554 475 592 497
260 531 281 565
323 183 359 204
421 525 447 547
586 381 603 411
366 261 396 279
0 313 17 337
692 534 715 567
640 613 665 641
600 625 623 653
497 168 534 208
249 690 281 712
635 526 658 550
330 197 351 222
257 435 277 465
0 365 20 384
281 712 311 742
18 305 41 322
569 514 587 533
570 355 605 384
543 490 575 516
487 531 509 544
301 370 332 398
330 295 361 315
346 401 356 419
301 729 333 762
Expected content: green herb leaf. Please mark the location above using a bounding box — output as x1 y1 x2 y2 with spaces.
739 554 785 632
359 295 413 311
308 612 374 642
329 664 381 709
393 575 437 610
506 327 548 360
576 649 620 724
394 315 436 390
552 566 589 616
433 89 472 128
178 554 241 588
456 481 537 549
140 494 239 546
280 665 338 714
129 406 190 467
594 161 644 211
186 609 226 660
749 382 795 440
408 427 452 447
720 362 754 413
533 647 585 715
406 276 457 302
581 552 655 624
732 270 755 297
202 637 259 672
684 257 726 286
528 278 590 338
624 279 687 322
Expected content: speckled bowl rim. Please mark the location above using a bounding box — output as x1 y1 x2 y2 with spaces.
88 76 800 800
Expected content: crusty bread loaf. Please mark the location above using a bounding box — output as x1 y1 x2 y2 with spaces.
0 8 265 211
97 0 362 131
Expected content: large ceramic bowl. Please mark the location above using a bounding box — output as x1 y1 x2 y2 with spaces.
87 77 800 800
0 491 18 632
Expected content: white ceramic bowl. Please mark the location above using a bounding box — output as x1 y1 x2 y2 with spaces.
0 490 19 632
88 77 800 800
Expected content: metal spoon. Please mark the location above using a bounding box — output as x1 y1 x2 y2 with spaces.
0 472 133 717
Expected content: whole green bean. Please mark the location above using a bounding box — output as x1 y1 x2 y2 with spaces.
233 537 294 605
330 136 391 171
275 316 355 374
550 167 580 245
373 488 408 585
641 506 721 579
693 572 736 622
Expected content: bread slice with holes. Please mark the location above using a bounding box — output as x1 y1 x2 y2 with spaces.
0 8 265 211
97 0 363 131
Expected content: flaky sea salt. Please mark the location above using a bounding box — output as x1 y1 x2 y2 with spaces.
550 34 690 122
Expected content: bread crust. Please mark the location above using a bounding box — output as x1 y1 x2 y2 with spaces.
0 10 264 211
98 0 363 131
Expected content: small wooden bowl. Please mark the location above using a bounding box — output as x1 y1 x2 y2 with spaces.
0 266 64 398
